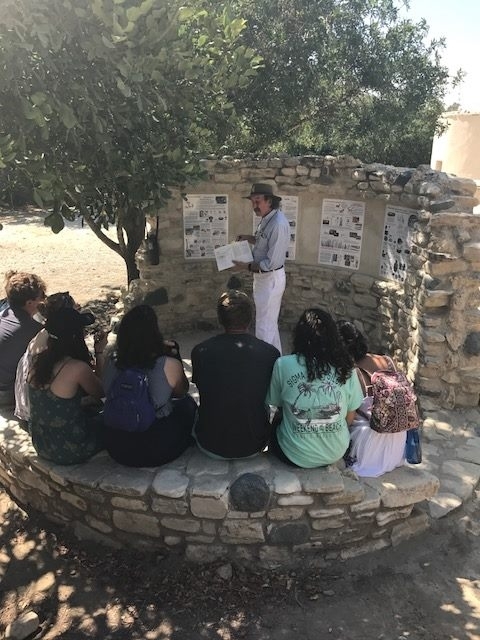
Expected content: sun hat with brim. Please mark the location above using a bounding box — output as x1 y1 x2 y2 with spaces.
244 183 282 202
45 307 95 340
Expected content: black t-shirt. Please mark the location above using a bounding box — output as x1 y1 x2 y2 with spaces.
191 333 280 458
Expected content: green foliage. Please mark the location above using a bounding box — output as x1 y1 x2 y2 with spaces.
224 0 453 166
0 0 260 281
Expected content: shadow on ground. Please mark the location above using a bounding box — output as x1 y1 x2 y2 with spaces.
1 486 479 640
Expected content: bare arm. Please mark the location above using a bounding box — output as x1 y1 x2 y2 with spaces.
163 357 189 398
77 361 104 400
346 409 357 427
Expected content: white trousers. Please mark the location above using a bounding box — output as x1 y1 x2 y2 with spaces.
253 269 286 354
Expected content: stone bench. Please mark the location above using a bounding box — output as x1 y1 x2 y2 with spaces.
0 410 440 568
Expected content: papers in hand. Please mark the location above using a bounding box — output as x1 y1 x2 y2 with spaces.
214 240 254 271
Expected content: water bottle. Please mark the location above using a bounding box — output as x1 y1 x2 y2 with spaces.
405 428 422 464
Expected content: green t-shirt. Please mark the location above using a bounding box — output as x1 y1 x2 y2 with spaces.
266 354 363 468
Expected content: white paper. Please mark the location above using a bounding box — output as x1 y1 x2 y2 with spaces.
379 205 418 282
183 194 228 259
318 199 365 270
214 240 253 271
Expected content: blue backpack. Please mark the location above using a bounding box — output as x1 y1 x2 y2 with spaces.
104 368 156 432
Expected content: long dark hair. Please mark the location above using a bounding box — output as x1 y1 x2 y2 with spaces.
293 308 354 384
115 305 167 369
30 334 91 388
337 320 369 363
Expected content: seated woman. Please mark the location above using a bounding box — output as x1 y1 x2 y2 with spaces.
103 305 196 467
266 308 363 468
28 307 106 465
337 321 406 477
15 292 85 422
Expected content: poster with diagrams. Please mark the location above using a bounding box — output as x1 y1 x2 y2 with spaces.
183 194 228 259
318 199 365 270
379 205 418 282
251 195 298 260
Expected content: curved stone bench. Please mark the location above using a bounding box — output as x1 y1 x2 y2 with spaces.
0 410 440 568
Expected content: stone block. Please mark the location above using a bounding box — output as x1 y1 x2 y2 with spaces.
307 507 345 518
5 611 39 640
364 467 439 507
17 468 52 496
85 515 113 534
60 491 87 511
455 438 480 464
191 495 228 519
152 469 189 498
99 468 154 496
311 519 345 531
151 497 188 515
277 495 314 506
267 507 304 521
113 510 160 537
375 506 413 527
111 496 147 511
161 517 200 533
164 536 183 546
267 521 310 545
273 469 302 494
350 485 381 512
219 520 265 544
427 493 462 519
298 467 344 494
324 478 365 505
391 512 430 546
230 473 271 511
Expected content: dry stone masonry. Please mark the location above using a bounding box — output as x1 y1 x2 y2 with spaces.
0 412 439 567
130 156 479 409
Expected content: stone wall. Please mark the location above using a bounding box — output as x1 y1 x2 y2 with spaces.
130 156 480 409
0 414 439 568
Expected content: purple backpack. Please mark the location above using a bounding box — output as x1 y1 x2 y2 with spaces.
104 368 156 432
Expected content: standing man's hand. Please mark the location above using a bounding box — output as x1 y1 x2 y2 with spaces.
230 260 250 272
237 234 255 244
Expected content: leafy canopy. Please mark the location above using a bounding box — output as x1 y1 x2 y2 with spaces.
224 0 456 165
0 0 261 281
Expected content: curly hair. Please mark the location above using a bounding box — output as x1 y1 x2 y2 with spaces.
115 304 167 369
337 320 369 363
5 270 46 308
293 309 354 384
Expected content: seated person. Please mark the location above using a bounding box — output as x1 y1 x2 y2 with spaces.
337 321 406 477
103 304 196 467
0 271 46 405
15 292 83 422
28 307 106 465
267 308 363 468
191 290 280 459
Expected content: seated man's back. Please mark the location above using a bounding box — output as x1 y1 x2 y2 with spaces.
191 291 279 459
0 271 46 403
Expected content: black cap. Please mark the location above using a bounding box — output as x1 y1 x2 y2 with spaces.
45 307 95 340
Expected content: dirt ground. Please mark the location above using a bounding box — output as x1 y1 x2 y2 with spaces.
0 209 125 306
1 211 480 639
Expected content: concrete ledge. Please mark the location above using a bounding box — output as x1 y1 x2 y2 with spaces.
0 411 440 568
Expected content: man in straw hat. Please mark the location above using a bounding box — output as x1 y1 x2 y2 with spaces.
232 183 290 353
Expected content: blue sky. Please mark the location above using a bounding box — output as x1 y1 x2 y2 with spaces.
402 0 480 110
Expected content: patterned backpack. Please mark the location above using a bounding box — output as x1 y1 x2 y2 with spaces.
104 368 156 432
360 359 419 434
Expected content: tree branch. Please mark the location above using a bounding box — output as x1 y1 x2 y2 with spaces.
80 205 123 256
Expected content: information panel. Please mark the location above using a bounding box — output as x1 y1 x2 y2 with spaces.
318 199 365 270
183 194 228 259
379 205 418 282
